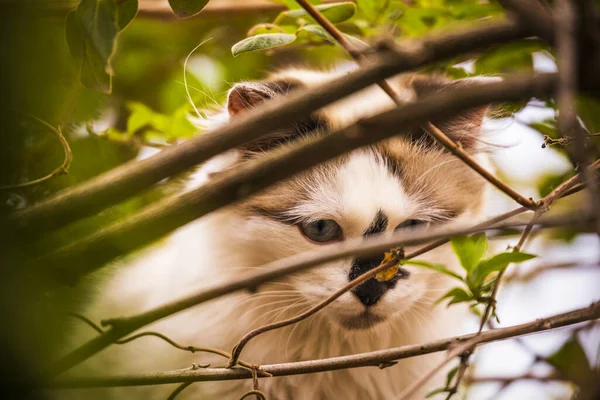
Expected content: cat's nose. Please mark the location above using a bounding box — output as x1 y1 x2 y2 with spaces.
349 255 397 307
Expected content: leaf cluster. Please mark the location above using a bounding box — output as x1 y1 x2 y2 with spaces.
408 233 536 315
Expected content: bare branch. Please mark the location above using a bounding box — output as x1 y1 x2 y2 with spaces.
48 209 593 376
4 20 530 238
51 302 600 387
35 74 556 286
392 301 600 400
0 115 72 190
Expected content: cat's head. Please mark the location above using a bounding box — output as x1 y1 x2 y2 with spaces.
195 69 490 331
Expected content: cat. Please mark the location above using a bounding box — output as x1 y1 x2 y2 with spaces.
58 68 491 399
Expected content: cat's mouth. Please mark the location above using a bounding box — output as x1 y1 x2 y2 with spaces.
338 309 386 330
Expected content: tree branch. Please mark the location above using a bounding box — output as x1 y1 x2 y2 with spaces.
34 74 556 286
48 209 594 377
4 19 530 239
393 300 600 400
50 302 600 387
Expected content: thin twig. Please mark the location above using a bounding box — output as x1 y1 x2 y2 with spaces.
0 115 72 190
438 160 597 398
296 0 538 209
67 313 266 373
51 302 600 387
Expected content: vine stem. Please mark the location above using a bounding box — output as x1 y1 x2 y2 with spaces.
0 114 72 190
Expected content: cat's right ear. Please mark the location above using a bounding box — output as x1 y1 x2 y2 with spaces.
227 81 296 117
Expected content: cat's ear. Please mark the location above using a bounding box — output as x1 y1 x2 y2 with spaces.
227 80 298 117
405 74 495 150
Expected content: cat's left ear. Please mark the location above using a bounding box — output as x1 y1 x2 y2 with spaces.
227 80 298 117
405 75 497 150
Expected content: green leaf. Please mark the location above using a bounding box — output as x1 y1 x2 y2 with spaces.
231 33 296 57
529 118 558 139
404 260 464 282
547 337 594 385
470 251 536 288
474 40 546 75
296 24 367 49
117 0 138 30
437 288 473 306
275 2 356 25
445 366 460 387
450 233 487 273
577 94 600 133
66 0 118 93
358 0 390 21
168 0 210 18
297 24 335 42
425 388 448 398
537 172 574 198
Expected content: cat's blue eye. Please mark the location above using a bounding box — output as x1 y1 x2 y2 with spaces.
299 219 343 243
395 219 428 231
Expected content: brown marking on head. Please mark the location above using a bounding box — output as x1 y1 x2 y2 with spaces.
227 77 329 157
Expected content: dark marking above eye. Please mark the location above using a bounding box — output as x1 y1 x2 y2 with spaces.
363 210 389 237
378 150 403 182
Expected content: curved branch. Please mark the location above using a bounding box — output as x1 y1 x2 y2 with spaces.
0 115 72 190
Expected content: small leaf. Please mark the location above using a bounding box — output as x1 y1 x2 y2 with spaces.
117 0 138 31
547 337 594 386
470 251 536 288
232 33 296 57
297 25 368 50
437 288 472 306
405 260 464 282
275 2 356 25
425 388 448 398
375 252 400 282
168 0 210 18
298 24 335 42
66 0 118 93
445 366 460 387
450 233 487 273
577 95 600 133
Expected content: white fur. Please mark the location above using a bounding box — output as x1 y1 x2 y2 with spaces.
58 70 489 400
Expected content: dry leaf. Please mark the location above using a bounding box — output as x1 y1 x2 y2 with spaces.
375 251 400 282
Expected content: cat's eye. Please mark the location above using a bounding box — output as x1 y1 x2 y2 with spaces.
395 219 428 231
299 219 343 243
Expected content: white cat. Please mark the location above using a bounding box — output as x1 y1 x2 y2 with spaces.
60 69 490 399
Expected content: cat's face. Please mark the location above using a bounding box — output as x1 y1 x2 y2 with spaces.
200 69 489 330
